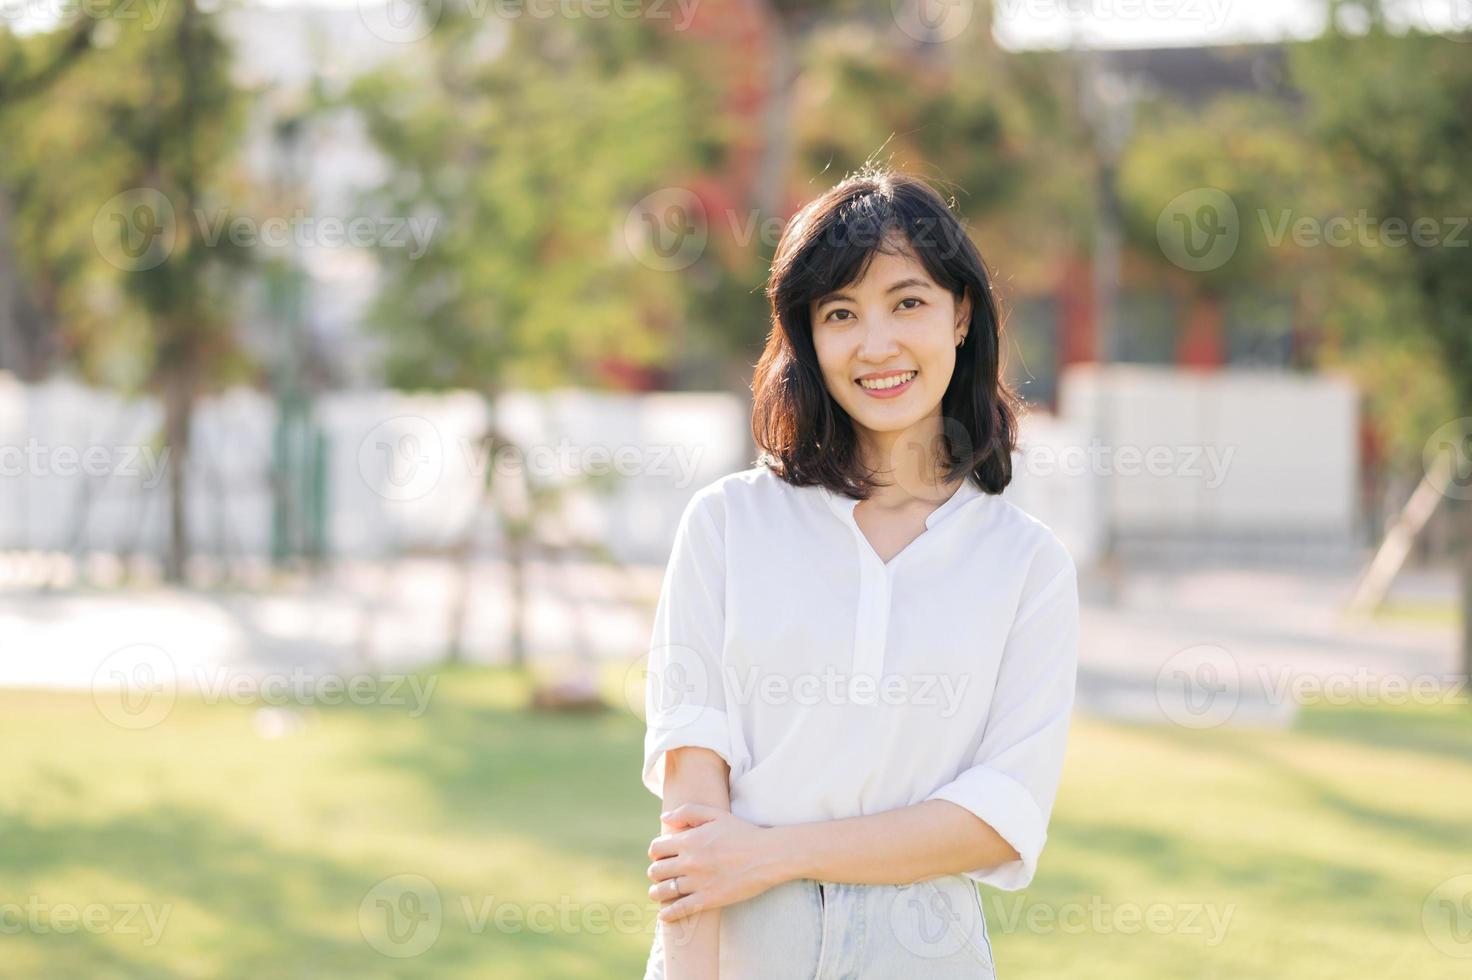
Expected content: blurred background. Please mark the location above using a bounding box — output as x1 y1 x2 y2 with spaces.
1 0 1469 976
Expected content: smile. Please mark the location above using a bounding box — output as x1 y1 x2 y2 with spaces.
855 370 917 397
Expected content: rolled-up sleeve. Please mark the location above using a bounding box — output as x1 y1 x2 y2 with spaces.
640 489 734 800
926 541 1079 891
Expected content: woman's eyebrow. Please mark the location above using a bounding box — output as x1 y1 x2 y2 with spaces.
816 278 932 306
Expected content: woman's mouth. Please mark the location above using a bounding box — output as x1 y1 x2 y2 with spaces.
855 369 917 398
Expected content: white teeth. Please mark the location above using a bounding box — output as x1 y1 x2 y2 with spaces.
858 371 916 391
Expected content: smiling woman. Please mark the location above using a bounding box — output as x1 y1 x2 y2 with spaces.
640 169 1078 980
750 168 1019 505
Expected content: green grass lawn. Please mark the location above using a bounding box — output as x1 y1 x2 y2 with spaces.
1 666 1469 979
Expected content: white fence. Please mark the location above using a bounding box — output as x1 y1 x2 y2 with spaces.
0 374 750 565
0 366 1363 569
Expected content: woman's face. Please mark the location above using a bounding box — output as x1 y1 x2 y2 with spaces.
809 241 971 442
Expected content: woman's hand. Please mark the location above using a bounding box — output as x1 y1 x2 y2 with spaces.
647 803 788 922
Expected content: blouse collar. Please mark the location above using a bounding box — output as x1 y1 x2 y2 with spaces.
819 475 985 531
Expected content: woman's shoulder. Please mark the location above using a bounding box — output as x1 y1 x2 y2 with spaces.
684 463 794 512
985 493 1077 581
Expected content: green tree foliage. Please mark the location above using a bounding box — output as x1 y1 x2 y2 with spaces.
344 12 702 393
0 4 253 579
1289 3 1472 677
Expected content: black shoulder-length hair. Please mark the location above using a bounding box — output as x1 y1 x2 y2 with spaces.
750 168 1020 500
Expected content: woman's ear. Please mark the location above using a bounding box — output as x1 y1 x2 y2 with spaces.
954 288 972 343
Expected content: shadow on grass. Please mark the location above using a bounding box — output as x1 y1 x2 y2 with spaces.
0 800 511 978
348 666 658 871
1292 700 1472 767
3 667 658 980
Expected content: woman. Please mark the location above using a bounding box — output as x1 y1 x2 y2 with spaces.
640 169 1079 979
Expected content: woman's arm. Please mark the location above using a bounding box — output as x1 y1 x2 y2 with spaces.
769 798 1018 884
649 799 1016 922
652 747 731 978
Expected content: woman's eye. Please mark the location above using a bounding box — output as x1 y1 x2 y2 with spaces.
898 297 923 310
826 309 852 321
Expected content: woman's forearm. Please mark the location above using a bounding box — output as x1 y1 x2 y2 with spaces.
766 799 1020 886
656 747 731 980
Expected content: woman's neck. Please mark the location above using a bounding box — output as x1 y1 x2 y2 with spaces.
854 415 958 509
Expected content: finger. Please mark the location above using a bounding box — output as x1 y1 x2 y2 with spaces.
658 892 705 922
662 803 720 829
660 807 712 832
647 875 686 903
647 832 683 861
646 856 683 883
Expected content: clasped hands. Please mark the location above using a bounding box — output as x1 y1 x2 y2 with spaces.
646 804 787 922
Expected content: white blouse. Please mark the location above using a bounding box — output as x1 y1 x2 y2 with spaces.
641 463 1079 892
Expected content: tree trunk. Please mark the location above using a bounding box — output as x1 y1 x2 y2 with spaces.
752 13 794 224
162 369 193 584
444 426 496 666
1458 494 1472 687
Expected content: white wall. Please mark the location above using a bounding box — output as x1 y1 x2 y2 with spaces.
1056 364 1361 546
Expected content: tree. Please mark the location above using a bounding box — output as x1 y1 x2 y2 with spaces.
0 3 253 581
1289 4 1472 680
1115 93 1333 366
345 10 703 672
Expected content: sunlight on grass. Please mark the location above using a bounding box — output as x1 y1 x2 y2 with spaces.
1373 599 1461 628
1 667 1469 978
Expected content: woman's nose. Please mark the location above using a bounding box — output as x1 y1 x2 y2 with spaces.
856 319 901 359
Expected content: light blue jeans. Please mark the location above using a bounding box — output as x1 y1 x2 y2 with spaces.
643 875 997 979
